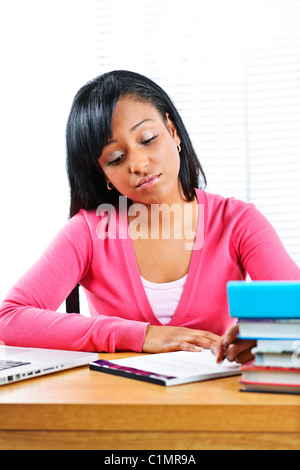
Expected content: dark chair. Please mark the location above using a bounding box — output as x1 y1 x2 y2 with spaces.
66 284 80 313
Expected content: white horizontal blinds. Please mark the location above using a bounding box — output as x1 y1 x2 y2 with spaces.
185 60 249 202
95 0 300 266
245 1 300 266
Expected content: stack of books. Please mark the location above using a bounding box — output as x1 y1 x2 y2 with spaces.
227 281 300 394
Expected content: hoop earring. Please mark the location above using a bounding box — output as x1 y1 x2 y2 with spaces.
177 144 181 153
107 181 113 190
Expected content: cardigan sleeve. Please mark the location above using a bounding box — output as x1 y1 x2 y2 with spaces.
0 213 148 353
231 203 300 280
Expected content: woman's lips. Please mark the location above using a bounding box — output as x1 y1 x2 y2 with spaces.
136 173 161 189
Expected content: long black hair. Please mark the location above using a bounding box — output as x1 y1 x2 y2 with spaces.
66 70 207 217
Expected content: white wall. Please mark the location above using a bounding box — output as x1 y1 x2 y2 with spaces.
0 0 100 301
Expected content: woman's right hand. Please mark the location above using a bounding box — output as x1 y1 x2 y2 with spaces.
142 324 220 354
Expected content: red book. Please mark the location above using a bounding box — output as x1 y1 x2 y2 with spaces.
241 361 300 385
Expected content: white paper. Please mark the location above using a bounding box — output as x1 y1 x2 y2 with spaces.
111 350 239 379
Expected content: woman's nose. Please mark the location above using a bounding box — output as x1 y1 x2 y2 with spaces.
129 150 149 174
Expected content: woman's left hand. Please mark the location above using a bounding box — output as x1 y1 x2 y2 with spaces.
211 324 256 364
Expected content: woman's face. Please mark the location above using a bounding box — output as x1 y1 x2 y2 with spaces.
98 97 182 205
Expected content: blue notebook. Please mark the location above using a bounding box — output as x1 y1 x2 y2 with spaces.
227 281 300 319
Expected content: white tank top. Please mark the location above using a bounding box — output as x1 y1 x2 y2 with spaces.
141 275 187 325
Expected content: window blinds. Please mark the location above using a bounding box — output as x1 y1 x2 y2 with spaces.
95 0 300 267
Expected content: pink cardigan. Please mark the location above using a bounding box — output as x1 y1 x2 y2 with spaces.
1 190 299 352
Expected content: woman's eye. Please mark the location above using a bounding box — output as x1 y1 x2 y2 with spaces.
107 154 124 166
141 135 157 145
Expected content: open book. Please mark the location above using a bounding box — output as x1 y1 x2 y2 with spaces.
90 350 241 386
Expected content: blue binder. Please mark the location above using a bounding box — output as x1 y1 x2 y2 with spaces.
227 281 300 319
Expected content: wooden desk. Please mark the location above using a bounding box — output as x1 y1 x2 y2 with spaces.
0 352 299 450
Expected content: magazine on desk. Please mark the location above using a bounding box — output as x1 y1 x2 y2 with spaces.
89 350 241 386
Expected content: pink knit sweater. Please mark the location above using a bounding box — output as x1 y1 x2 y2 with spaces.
0 190 299 352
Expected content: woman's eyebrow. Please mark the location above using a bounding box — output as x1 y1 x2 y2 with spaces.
130 118 153 132
103 139 117 148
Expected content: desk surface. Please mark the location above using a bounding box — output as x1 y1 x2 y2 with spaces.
0 352 299 450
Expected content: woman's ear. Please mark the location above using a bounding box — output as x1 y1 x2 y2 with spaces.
165 113 181 147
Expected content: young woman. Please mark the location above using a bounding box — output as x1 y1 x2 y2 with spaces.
0 70 299 363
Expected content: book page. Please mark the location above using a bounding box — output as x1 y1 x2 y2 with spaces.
111 350 239 378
